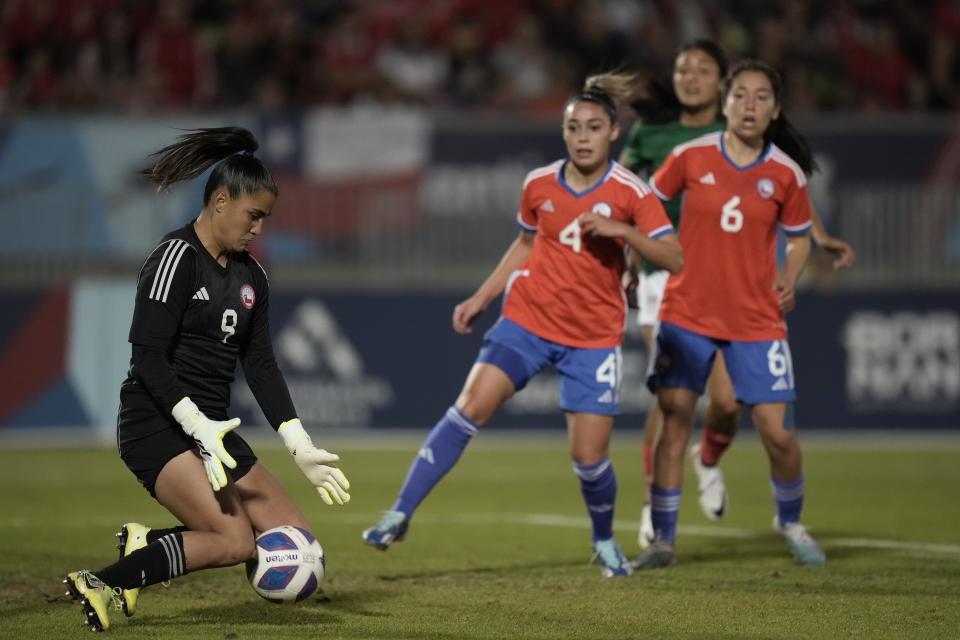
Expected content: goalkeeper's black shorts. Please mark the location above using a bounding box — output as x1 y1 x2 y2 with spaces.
118 423 257 498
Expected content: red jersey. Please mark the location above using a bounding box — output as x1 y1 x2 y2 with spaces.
503 160 674 348
650 132 812 341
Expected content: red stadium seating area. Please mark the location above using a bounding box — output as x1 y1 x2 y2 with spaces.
0 0 958 116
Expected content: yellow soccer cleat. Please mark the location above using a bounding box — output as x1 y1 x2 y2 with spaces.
63 570 122 632
115 522 150 616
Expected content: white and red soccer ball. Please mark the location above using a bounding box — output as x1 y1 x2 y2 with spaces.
246 525 324 603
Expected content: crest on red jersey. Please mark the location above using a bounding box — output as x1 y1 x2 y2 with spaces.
756 178 775 199
240 284 255 309
591 202 612 218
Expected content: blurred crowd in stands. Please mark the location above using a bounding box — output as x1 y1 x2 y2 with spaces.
1 0 958 117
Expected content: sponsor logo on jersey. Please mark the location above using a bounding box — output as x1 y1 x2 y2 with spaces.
240 284 255 309
539 199 554 212
757 178 775 199
591 202 612 218
192 286 209 301
698 172 716 184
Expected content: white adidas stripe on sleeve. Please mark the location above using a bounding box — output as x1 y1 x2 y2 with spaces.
149 240 189 303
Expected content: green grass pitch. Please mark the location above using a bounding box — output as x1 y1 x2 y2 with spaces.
1 431 958 639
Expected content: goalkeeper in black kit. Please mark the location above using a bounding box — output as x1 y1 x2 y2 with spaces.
63 126 350 632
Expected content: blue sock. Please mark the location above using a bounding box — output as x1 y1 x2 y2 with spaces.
392 407 477 517
572 457 617 542
771 475 804 524
650 485 682 544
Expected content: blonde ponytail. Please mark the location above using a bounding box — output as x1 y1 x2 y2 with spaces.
583 71 637 105
566 71 638 122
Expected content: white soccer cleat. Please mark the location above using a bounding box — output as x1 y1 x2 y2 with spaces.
773 516 826 566
690 443 727 521
638 503 655 550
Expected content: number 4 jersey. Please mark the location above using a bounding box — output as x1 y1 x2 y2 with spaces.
504 159 674 349
650 131 812 342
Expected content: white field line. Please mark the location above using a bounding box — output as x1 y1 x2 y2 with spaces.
4 428 960 450
5 511 959 557
347 512 960 557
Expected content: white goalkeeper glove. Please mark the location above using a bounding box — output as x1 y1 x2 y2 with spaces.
172 397 241 492
278 419 350 505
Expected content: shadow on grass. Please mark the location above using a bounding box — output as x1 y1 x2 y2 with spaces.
673 528 960 565
368 554 592 583
40 537 960 632
624 533 960 594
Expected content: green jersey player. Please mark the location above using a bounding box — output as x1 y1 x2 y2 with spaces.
620 41 736 551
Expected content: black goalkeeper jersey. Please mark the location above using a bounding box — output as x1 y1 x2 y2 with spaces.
118 221 295 444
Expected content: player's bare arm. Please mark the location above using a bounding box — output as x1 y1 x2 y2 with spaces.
579 212 682 274
621 251 640 296
809 206 855 269
776 233 812 313
632 231 682 275
453 230 535 334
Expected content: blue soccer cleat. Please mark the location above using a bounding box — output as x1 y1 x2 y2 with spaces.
362 510 409 550
63 570 123 632
115 522 151 616
591 538 633 578
773 516 826 566
631 535 677 570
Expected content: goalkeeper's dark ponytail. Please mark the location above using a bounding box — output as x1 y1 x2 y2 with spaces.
723 60 818 176
141 126 278 203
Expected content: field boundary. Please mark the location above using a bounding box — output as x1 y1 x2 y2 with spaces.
337 511 960 558
3 426 959 449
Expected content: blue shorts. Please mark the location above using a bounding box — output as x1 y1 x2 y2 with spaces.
646 321 797 405
477 318 622 415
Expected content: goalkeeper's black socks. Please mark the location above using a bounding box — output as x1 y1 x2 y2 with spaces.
95 532 187 589
146 525 189 545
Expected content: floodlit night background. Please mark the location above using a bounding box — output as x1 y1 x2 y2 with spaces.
1 0 957 439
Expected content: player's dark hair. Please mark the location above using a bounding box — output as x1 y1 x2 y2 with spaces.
631 39 728 125
723 59 817 175
140 126 278 204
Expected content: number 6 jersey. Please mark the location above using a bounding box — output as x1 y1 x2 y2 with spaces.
650 132 812 342
119 221 294 443
503 159 673 349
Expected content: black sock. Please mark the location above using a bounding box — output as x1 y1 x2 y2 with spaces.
146 526 189 545
96 532 187 590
